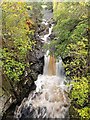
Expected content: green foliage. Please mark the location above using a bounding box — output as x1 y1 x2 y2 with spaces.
44 2 53 10
76 107 90 119
52 1 89 119
1 2 43 99
71 77 88 106
1 2 32 83
2 2 34 59
4 59 25 82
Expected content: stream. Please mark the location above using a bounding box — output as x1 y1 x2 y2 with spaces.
14 14 70 119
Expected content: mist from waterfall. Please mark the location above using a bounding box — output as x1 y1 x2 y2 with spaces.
14 19 70 119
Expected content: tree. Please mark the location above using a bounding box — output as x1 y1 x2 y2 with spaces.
49 1 89 119
1 2 35 100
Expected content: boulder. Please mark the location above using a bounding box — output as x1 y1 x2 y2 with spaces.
49 32 55 40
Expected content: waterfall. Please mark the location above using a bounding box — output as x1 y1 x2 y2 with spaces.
14 19 70 119
43 51 65 77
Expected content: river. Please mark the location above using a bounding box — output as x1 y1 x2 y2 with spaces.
14 12 70 119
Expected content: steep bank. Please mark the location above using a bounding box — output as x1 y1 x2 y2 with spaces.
1 5 53 120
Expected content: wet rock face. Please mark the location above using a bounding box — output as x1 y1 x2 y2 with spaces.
28 40 44 73
37 23 50 36
17 40 44 100
49 32 55 40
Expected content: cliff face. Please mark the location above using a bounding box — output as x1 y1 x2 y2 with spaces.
17 39 44 100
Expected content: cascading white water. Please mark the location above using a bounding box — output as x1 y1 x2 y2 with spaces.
40 23 53 43
14 20 70 119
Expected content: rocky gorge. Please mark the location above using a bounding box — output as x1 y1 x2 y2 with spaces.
1 6 55 120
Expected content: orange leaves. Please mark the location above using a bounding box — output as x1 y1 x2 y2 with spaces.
26 19 34 30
